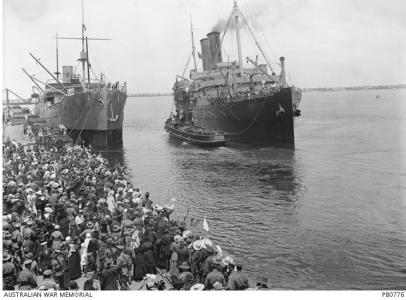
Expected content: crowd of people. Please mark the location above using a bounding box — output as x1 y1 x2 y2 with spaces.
2 126 269 291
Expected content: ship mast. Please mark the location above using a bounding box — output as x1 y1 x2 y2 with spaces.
79 0 87 91
55 33 60 80
234 1 243 74
190 17 198 71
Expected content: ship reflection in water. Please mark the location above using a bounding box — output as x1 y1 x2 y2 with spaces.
160 141 305 288
94 144 126 171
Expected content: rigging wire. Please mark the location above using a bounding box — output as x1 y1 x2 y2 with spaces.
182 52 192 78
74 93 96 145
243 1 280 71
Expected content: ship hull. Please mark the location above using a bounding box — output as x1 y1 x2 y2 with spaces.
37 87 126 148
192 87 300 148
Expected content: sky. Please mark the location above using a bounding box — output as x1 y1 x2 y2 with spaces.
2 0 406 95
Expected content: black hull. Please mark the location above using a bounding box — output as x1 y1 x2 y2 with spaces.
166 131 228 147
192 87 300 148
165 123 228 147
68 128 123 148
38 89 127 149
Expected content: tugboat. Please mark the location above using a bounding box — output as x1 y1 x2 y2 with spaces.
164 117 229 147
165 80 229 147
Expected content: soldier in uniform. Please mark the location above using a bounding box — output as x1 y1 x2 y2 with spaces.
100 259 123 290
53 260 64 290
18 260 37 290
116 245 132 287
38 269 59 290
37 241 52 274
3 253 18 290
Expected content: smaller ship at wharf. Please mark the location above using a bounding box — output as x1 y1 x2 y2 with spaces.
19 1 127 148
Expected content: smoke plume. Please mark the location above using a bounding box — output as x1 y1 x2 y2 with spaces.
210 0 309 32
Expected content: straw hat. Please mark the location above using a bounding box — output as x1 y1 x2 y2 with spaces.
222 256 234 266
178 262 191 270
3 253 12 262
202 238 212 248
174 235 182 242
146 281 155 289
213 282 224 290
190 283 204 291
86 221 94 228
182 230 192 239
24 259 33 266
192 240 203 251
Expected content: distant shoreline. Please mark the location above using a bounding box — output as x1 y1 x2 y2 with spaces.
128 93 173 97
127 84 406 97
301 84 406 92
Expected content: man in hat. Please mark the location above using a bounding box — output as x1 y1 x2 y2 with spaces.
22 220 33 239
38 269 59 290
178 262 193 285
220 256 235 283
55 246 70 290
227 263 250 290
3 253 18 290
100 258 123 290
253 276 270 290
116 245 132 287
191 240 205 283
18 259 37 290
79 221 95 238
110 224 122 240
180 272 195 290
83 271 101 290
37 241 52 273
204 257 226 290
200 239 216 283
11 222 22 244
25 252 38 275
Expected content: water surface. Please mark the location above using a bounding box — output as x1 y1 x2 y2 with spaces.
107 89 406 289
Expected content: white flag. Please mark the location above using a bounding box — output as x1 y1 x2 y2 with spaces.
203 217 209 232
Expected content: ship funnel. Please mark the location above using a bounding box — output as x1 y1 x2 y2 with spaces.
207 32 222 69
200 38 210 71
279 57 286 85
62 66 73 83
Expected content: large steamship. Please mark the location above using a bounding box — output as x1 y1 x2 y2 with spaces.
24 1 127 148
172 1 301 147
